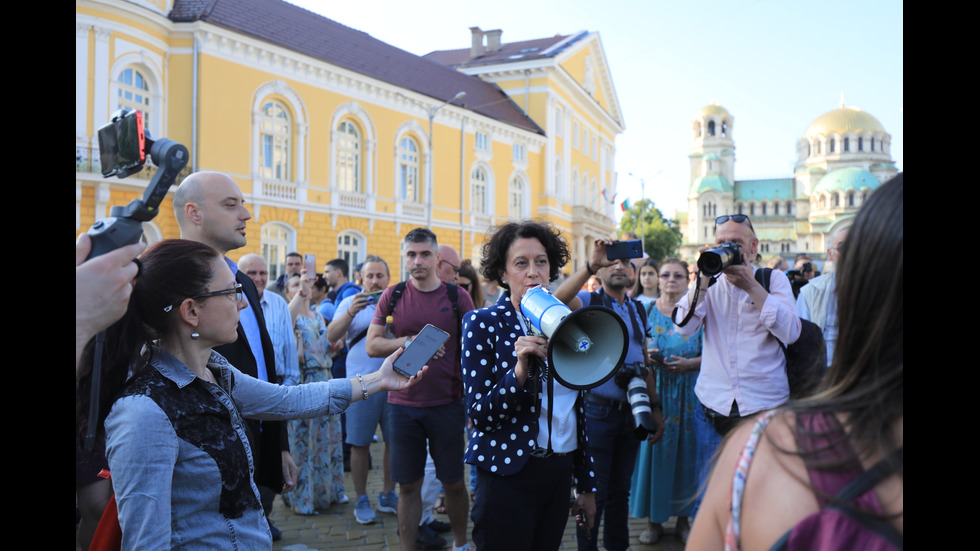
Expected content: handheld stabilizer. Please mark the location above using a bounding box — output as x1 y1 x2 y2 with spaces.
83 109 187 450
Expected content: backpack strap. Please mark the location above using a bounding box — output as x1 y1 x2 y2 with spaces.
446 282 461 328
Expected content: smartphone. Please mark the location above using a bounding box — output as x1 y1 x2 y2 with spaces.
364 290 383 305
606 239 643 260
97 109 146 178
393 324 450 377
304 254 316 276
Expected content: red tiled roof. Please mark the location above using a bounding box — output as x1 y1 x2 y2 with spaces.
170 0 543 135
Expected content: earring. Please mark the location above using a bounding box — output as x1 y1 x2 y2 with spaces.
191 332 200 340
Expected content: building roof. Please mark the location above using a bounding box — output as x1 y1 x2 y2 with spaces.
734 178 795 201
698 103 731 119
813 167 881 194
689 174 733 195
805 106 885 137
422 32 589 68
169 0 543 134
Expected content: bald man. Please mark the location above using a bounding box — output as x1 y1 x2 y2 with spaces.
174 171 295 540
437 244 460 283
239 253 299 388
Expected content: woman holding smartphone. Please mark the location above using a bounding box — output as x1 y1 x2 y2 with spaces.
75 239 424 549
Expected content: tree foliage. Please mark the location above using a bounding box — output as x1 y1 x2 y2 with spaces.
618 199 683 263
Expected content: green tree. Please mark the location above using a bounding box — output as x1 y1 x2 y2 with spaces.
618 199 682 263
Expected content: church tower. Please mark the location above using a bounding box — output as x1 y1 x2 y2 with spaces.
685 104 735 246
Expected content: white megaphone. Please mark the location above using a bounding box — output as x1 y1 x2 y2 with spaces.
520 285 629 390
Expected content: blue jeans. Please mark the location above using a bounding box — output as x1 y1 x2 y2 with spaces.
576 401 640 551
692 404 724 519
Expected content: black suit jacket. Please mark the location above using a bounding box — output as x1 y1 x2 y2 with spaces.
213 269 285 492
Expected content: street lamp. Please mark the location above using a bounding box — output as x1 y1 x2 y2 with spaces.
427 91 466 227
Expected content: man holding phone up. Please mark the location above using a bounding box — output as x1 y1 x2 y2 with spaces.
366 228 475 551
327 255 398 525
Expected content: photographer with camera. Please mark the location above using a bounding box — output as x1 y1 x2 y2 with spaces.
554 238 664 551
672 214 801 518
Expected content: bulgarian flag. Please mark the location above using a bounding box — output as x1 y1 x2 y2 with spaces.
620 198 630 212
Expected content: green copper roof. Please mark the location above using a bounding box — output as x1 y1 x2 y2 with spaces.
703 153 721 161
733 178 794 201
689 174 733 195
814 167 880 194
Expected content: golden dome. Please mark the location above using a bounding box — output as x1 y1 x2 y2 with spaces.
806 106 885 137
698 103 731 119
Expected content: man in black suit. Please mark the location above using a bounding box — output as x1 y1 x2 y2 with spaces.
173 171 297 540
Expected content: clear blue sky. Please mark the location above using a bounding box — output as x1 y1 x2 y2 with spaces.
287 0 903 221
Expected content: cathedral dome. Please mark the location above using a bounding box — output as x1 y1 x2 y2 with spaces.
813 166 880 194
699 103 731 119
805 106 885 137
690 174 732 195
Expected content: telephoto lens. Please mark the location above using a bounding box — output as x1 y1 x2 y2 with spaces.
627 377 655 439
697 241 743 276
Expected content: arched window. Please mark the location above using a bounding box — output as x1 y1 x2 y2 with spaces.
259 101 291 181
721 121 728 136
471 167 488 213
870 137 875 152
774 202 780 216
509 176 527 219
832 193 840 208
261 223 295 282
858 137 864 151
749 203 756 216
337 231 365 269
848 191 856 206
786 201 793 215
116 67 151 129
843 137 850 152
336 120 361 192
737 202 744 215
397 136 420 202
762 202 767 216
708 120 716 136
829 138 836 153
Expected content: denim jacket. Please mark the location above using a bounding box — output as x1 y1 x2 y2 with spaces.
105 347 352 550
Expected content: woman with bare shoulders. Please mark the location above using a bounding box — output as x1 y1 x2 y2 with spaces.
687 174 903 550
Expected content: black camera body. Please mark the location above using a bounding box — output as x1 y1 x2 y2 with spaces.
697 241 743 276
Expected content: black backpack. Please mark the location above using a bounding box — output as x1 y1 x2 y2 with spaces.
754 268 826 399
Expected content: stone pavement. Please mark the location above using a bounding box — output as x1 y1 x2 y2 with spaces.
270 437 687 551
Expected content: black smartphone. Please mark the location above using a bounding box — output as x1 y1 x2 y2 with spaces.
606 239 643 260
97 108 146 178
393 324 450 377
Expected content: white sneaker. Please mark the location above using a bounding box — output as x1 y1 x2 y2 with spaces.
639 523 663 544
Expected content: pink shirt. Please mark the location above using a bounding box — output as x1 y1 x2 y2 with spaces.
673 267 801 416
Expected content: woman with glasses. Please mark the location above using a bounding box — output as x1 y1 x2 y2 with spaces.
282 272 347 514
630 258 702 544
75 239 424 549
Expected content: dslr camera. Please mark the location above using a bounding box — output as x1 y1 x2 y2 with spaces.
697 241 743 277
614 362 656 440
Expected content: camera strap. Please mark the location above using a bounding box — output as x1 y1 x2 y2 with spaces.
672 276 702 328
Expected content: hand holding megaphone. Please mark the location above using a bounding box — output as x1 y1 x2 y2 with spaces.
514 334 548 385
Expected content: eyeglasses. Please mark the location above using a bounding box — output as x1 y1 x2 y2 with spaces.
659 273 687 280
162 283 244 312
715 214 751 225
193 283 244 303
440 259 460 274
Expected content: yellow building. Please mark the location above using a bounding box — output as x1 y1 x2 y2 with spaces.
76 0 624 280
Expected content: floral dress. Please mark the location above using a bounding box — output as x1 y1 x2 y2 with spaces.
280 312 346 514
629 300 703 523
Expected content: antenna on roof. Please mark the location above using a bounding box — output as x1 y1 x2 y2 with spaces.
839 91 845 109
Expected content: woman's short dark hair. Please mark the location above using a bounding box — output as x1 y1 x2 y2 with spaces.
479 221 570 289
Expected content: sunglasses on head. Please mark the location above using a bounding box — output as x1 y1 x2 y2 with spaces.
715 214 751 225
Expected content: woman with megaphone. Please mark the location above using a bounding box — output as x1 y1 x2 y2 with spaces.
462 221 597 551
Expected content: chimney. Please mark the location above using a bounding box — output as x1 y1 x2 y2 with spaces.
470 27 485 58
486 29 502 51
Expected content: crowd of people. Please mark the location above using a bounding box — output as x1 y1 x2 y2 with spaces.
76 169 902 550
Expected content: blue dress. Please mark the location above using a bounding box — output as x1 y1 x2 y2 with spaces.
629 300 703 523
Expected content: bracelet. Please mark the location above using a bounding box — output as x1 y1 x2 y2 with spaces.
585 261 597 276
355 374 369 401
347 309 355 317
